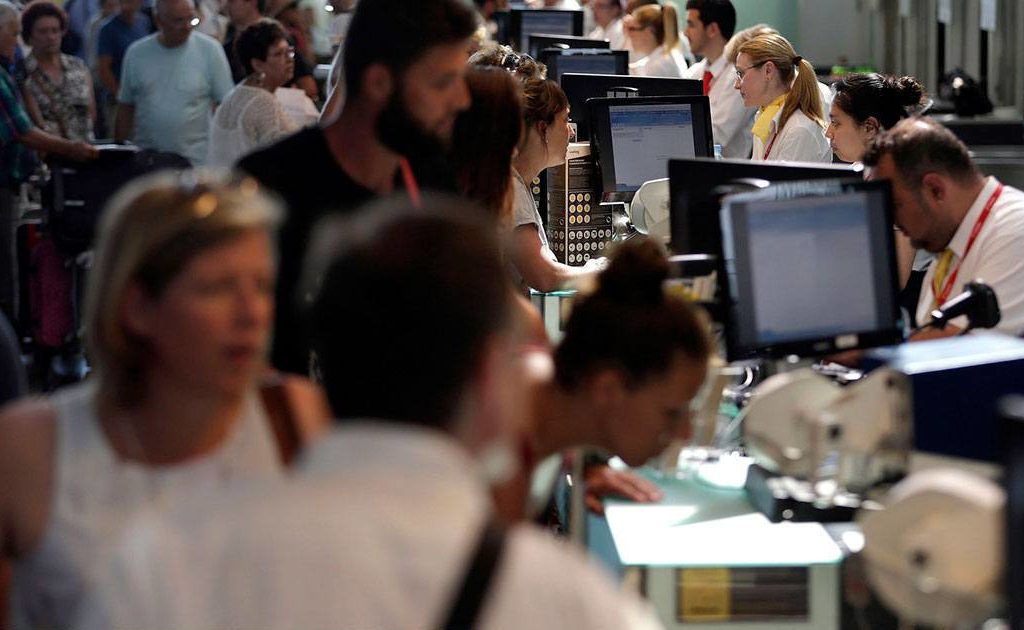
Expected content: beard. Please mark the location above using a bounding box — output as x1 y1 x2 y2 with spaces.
376 90 446 163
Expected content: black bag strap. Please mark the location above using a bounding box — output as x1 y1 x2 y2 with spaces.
440 516 507 630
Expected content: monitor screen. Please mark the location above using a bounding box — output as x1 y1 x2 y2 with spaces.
528 34 609 59
718 180 902 360
589 96 713 194
540 49 628 83
511 9 583 52
561 73 701 141
668 158 862 257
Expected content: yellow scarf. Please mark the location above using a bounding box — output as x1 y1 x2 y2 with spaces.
752 94 786 144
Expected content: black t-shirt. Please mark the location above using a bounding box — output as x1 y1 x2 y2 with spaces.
238 126 376 375
238 126 457 375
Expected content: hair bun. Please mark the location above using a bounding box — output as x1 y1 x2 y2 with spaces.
596 238 669 306
893 75 924 106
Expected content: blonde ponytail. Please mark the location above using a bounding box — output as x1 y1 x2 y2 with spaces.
782 57 824 130
661 3 679 51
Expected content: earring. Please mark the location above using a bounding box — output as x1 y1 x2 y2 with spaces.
257 71 266 86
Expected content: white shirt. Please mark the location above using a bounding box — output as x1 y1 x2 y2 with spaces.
684 54 755 159
10 381 282 630
751 106 831 163
628 44 687 78
75 424 665 630
587 17 626 51
916 177 1024 335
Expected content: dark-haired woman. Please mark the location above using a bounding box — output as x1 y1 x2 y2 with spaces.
21 0 95 142
825 72 928 290
825 72 926 164
533 237 710 466
208 18 296 167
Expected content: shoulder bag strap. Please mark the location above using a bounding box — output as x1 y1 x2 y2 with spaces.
440 516 507 630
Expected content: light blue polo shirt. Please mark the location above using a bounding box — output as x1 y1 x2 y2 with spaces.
118 32 233 165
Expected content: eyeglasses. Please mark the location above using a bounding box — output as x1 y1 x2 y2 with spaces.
269 45 296 60
734 61 766 81
500 51 533 73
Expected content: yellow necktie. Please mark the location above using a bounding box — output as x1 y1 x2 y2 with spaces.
931 248 955 308
752 94 786 144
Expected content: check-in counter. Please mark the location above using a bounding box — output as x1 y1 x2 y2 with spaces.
592 464 846 630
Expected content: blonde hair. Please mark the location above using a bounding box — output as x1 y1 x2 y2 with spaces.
737 33 824 130
725 23 776 65
84 171 282 408
630 3 679 51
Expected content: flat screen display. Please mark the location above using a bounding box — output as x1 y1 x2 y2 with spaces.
719 180 902 359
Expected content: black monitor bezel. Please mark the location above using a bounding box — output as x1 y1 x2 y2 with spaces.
539 48 629 84
588 95 714 196
510 8 584 52
667 158 863 258
527 33 609 59
561 73 702 141
718 179 904 361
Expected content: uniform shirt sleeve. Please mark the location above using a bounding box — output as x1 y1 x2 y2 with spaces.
772 113 830 163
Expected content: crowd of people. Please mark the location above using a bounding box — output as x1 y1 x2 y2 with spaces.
0 0 1023 628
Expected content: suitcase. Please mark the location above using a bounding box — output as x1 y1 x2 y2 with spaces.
44 146 191 256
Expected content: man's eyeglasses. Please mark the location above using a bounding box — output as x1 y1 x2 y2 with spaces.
500 51 533 73
734 61 766 81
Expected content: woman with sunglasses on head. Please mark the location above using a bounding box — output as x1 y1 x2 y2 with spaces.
208 19 296 167
734 32 830 163
624 3 687 78
0 173 327 629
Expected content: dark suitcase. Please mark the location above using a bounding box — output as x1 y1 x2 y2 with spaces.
44 146 191 256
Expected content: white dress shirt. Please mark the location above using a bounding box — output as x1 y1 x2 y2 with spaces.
76 423 665 630
629 44 687 78
588 17 627 50
751 106 831 163
684 54 755 159
916 177 1024 335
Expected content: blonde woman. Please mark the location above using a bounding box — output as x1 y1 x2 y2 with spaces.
624 3 687 78
0 172 326 629
734 32 830 162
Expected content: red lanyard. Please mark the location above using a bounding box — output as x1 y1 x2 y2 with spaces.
762 131 779 160
932 182 1004 307
398 157 422 208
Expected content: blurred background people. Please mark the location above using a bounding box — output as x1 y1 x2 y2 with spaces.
96 0 151 136
21 1 96 142
587 0 625 50
208 19 296 166
625 3 686 78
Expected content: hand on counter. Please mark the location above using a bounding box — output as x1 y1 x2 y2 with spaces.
584 464 663 515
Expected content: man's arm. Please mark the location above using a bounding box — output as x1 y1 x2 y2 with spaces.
97 55 118 96
114 103 134 143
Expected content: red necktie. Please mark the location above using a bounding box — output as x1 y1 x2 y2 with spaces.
703 70 713 96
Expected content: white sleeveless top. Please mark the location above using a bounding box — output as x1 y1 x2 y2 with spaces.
8 380 283 629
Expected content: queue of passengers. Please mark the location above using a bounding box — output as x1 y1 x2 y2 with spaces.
2 0 1024 629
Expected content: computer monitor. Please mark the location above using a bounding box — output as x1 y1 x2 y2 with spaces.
510 9 583 52
668 158 862 258
560 73 702 141
588 95 713 195
527 34 609 59
718 179 902 360
539 49 628 84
